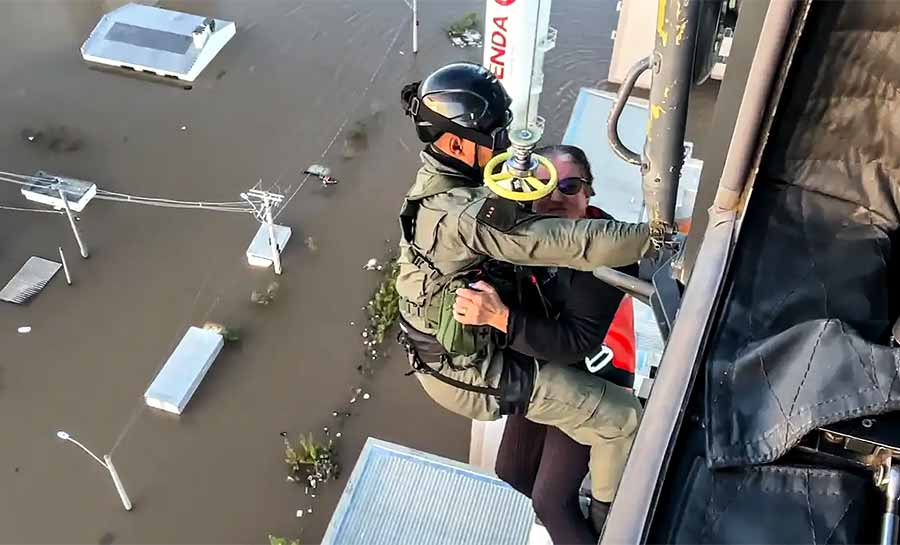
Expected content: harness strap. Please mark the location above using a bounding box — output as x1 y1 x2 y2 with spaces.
398 330 503 397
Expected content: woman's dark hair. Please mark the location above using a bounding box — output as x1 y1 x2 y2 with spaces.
534 144 594 194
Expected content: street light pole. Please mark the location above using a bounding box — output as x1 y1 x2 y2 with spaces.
104 455 133 511
56 431 133 511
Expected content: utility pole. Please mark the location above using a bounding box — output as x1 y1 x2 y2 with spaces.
58 246 72 285
412 0 419 54
246 189 285 275
58 187 89 258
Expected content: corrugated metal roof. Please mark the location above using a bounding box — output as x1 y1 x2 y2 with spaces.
0 257 61 304
323 438 535 545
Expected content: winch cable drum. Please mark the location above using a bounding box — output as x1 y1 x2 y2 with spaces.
483 127 557 202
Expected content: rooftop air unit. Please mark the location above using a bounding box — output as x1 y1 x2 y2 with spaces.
81 3 236 82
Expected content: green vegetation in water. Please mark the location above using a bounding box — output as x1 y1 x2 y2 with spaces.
202 321 240 343
446 12 480 36
367 261 400 345
282 432 340 488
268 536 300 545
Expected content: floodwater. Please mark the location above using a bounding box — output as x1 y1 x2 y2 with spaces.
0 0 624 542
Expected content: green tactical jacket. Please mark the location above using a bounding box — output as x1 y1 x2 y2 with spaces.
397 150 650 335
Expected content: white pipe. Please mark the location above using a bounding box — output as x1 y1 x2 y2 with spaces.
412 0 418 54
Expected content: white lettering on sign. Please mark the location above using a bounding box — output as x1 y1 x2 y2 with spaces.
488 16 509 79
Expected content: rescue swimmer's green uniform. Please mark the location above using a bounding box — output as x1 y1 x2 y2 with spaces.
397 150 649 502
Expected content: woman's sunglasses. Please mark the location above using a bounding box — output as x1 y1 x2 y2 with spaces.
538 176 591 196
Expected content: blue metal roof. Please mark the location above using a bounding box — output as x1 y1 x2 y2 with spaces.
322 438 535 545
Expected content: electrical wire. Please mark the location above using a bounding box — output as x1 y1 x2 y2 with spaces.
0 170 57 185
0 175 39 187
0 170 256 213
95 189 249 207
0 204 65 214
93 194 253 213
274 13 410 220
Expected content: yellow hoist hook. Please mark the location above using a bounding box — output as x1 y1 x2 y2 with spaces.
483 127 558 202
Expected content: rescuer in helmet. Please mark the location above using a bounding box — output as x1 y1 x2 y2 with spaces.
396 62 648 532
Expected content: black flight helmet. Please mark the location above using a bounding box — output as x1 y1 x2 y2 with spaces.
401 62 512 151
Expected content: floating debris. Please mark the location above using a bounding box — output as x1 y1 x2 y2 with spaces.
251 280 280 306
0 256 62 305
180 125 188 131
364 258 378 271
446 13 483 48
304 164 331 177
321 175 339 187
296 510 304 518
305 236 319 253
17 326 31 334
350 321 355 326
363 393 371 400
450 29 483 48
20 126 83 152
343 120 370 159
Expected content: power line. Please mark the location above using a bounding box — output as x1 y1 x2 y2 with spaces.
0 170 57 185
0 169 254 213
0 204 65 214
93 194 253 213
0 175 38 187
96 189 248 207
274 13 410 220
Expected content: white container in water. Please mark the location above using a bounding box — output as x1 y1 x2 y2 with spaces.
144 326 223 415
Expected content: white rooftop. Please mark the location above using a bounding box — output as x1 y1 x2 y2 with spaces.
81 3 236 82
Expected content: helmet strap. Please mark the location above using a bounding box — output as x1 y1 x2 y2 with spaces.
413 102 499 149
425 146 484 184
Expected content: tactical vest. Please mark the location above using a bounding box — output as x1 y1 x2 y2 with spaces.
398 195 491 356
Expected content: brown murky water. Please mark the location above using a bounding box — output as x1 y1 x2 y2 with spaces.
0 0 623 542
